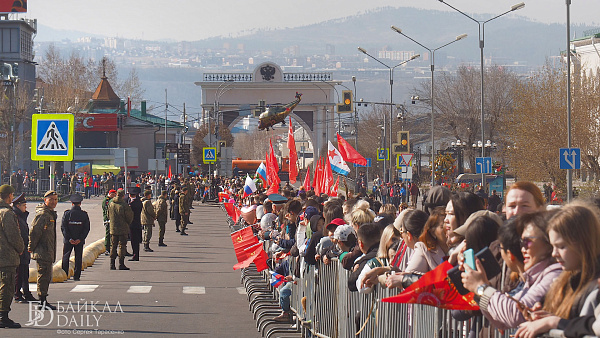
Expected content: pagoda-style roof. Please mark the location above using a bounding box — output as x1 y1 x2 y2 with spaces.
91 76 120 109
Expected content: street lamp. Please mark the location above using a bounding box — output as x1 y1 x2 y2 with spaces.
390 26 467 187
357 47 420 182
437 1 525 190
450 139 467 174
566 0 573 202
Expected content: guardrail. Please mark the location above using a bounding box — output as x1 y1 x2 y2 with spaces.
231 220 597 338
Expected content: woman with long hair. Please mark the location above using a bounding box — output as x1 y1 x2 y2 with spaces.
515 202 600 338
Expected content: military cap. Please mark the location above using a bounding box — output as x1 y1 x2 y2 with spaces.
143 190 152 196
0 184 15 195
117 189 125 196
129 187 141 195
70 194 84 203
11 192 26 205
44 190 58 198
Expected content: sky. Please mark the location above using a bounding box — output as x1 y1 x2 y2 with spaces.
24 0 600 41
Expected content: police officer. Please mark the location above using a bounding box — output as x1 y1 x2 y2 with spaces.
29 190 58 310
61 194 90 281
126 187 143 261
0 184 24 328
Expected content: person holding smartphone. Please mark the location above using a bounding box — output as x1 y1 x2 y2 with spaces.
462 211 561 331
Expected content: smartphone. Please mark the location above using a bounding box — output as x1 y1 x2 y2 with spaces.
475 247 502 279
447 266 470 295
464 248 476 270
504 292 532 315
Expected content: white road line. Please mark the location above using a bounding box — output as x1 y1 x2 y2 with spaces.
236 287 247 295
71 285 99 293
182 286 205 294
127 286 152 293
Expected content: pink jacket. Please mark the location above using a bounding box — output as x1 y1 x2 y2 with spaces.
479 258 562 330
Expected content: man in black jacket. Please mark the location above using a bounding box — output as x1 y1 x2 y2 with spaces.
61 194 90 281
12 193 36 302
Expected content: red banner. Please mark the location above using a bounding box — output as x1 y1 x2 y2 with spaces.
75 113 119 132
0 0 26 13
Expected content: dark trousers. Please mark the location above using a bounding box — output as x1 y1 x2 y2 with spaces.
104 221 111 252
14 264 30 297
62 242 84 279
130 227 141 258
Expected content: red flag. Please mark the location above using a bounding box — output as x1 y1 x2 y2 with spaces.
303 167 311 192
168 165 172 178
287 117 298 184
323 156 334 195
331 176 339 197
233 243 268 272
267 139 280 195
231 227 259 262
337 133 367 166
381 261 479 310
313 158 322 195
223 202 241 223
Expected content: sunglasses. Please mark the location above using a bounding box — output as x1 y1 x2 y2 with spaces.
520 236 540 250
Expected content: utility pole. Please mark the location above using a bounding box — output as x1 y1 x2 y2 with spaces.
164 89 168 178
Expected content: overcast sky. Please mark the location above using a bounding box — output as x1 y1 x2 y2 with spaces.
26 0 600 41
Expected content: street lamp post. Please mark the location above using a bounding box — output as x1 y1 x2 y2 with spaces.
438 1 525 191
450 139 467 174
390 26 467 187
357 47 420 183
566 0 573 202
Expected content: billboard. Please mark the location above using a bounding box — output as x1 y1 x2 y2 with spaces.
0 0 26 13
75 113 119 132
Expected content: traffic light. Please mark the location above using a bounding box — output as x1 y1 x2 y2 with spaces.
217 140 226 158
337 90 353 113
398 131 410 153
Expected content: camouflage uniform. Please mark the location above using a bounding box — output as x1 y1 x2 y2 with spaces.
153 194 168 245
0 200 24 313
141 196 156 250
108 194 133 267
29 203 57 298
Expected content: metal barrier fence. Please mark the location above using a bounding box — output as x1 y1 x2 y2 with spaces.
231 221 597 338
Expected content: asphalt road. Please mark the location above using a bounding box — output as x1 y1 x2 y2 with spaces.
8 197 261 338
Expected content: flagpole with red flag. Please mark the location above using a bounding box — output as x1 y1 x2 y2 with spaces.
323 155 334 195
337 133 367 166
287 117 298 184
267 139 280 195
303 167 311 192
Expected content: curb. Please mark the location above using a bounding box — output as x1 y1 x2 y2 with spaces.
28 238 106 283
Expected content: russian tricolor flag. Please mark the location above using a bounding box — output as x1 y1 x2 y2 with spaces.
327 141 350 176
270 271 286 288
243 174 257 198
256 162 267 182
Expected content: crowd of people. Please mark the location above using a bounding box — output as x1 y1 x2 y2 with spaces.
226 180 600 338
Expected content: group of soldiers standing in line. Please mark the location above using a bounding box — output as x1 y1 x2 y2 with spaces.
101 178 195 270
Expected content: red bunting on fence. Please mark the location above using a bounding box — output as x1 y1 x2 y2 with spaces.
233 243 268 272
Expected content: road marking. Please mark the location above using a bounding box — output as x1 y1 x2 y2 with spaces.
71 285 99 293
182 286 205 294
127 286 152 293
236 287 247 295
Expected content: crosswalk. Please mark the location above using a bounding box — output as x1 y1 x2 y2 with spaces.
28 284 245 295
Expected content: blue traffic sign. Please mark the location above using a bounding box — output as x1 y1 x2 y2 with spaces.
203 147 217 164
476 157 492 174
377 148 389 161
559 148 581 169
31 114 74 161
353 158 372 168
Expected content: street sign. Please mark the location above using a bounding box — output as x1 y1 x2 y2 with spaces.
203 147 217 164
114 148 139 167
377 148 389 161
39 161 44 169
177 153 190 164
353 158 372 168
476 157 493 174
396 154 413 168
165 143 179 153
177 148 191 154
148 159 166 171
559 148 581 170
31 113 74 161
400 166 413 181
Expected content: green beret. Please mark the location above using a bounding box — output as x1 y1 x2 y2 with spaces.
0 184 15 195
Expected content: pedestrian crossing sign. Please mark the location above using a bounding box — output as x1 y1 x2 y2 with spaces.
203 147 217 164
31 114 74 161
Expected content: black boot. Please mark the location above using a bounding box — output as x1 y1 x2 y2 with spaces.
158 240 167 247
144 244 153 252
23 293 38 302
38 296 57 310
118 257 130 270
0 311 21 328
110 258 116 270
